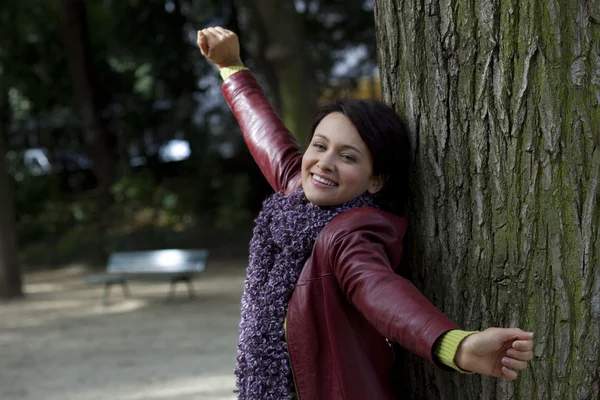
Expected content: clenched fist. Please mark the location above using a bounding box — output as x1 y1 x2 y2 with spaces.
455 328 534 380
197 27 243 70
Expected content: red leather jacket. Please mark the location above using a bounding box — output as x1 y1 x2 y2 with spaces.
222 71 460 400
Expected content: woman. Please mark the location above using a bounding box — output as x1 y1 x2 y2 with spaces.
197 27 534 400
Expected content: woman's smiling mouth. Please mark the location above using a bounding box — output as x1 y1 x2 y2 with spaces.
312 173 338 187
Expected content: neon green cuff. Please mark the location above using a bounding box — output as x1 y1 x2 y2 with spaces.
220 66 249 80
433 330 478 373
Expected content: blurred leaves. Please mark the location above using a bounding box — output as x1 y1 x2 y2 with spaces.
1 0 378 266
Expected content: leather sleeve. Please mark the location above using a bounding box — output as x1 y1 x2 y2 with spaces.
323 209 461 366
221 70 302 194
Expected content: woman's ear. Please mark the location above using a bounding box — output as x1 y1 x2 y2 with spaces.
367 174 387 194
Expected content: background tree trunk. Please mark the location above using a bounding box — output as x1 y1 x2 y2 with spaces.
238 0 284 116
248 0 317 147
374 0 600 399
60 0 117 197
0 81 23 300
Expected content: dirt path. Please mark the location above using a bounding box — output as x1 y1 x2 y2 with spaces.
0 260 248 400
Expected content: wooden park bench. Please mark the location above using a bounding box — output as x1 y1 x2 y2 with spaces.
86 249 209 304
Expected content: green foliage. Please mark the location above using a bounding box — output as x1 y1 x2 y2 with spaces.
5 152 62 241
1 0 379 267
301 0 378 81
111 171 193 228
211 173 253 229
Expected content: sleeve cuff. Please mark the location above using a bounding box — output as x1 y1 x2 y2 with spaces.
220 66 249 80
433 329 478 373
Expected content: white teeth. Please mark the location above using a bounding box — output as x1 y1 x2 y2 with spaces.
313 174 337 186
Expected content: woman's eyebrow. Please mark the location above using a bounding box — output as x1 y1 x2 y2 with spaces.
314 133 330 142
314 134 363 155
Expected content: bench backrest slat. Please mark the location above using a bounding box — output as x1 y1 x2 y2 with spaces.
107 249 208 274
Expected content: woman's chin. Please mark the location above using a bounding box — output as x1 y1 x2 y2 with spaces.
302 181 345 206
304 191 336 207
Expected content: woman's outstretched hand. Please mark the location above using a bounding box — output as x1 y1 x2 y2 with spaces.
455 328 534 380
197 27 244 70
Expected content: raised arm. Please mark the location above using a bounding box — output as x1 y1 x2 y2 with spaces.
197 27 302 193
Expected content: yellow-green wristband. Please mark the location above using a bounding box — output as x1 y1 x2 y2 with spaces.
434 329 478 373
220 66 249 80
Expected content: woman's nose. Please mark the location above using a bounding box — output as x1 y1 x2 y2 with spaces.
317 153 335 171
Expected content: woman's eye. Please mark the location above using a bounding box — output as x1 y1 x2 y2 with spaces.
313 143 326 150
341 154 355 162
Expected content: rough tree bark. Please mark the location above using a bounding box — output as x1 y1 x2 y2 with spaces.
0 82 22 300
60 0 117 196
374 0 599 399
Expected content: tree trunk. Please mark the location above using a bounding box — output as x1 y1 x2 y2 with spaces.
374 0 600 399
60 0 117 196
249 0 317 147
0 81 23 300
236 0 283 116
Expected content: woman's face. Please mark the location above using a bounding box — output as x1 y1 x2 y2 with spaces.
301 112 384 207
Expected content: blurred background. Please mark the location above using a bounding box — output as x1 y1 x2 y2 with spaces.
0 0 382 269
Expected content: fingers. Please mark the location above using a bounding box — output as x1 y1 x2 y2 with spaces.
501 366 518 381
214 26 230 36
502 356 528 371
196 26 242 69
506 347 533 362
197 28 224 60
204 26 234 40
515 330 534 340
206 26 225 40
199 28 219 44
496 328 534 342
502 339 534 381
512 339 534 352
197 27 236 51
197 31 208 56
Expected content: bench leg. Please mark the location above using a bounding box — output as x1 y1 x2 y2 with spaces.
102 281 129 305
168 279 178 300
102 283 111 305
121 281 131 298
167 277 194 300
186 279 195 298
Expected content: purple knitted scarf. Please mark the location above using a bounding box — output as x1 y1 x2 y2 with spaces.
234 188 376 399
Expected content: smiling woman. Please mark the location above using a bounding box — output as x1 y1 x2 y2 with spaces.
197 26 535 400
